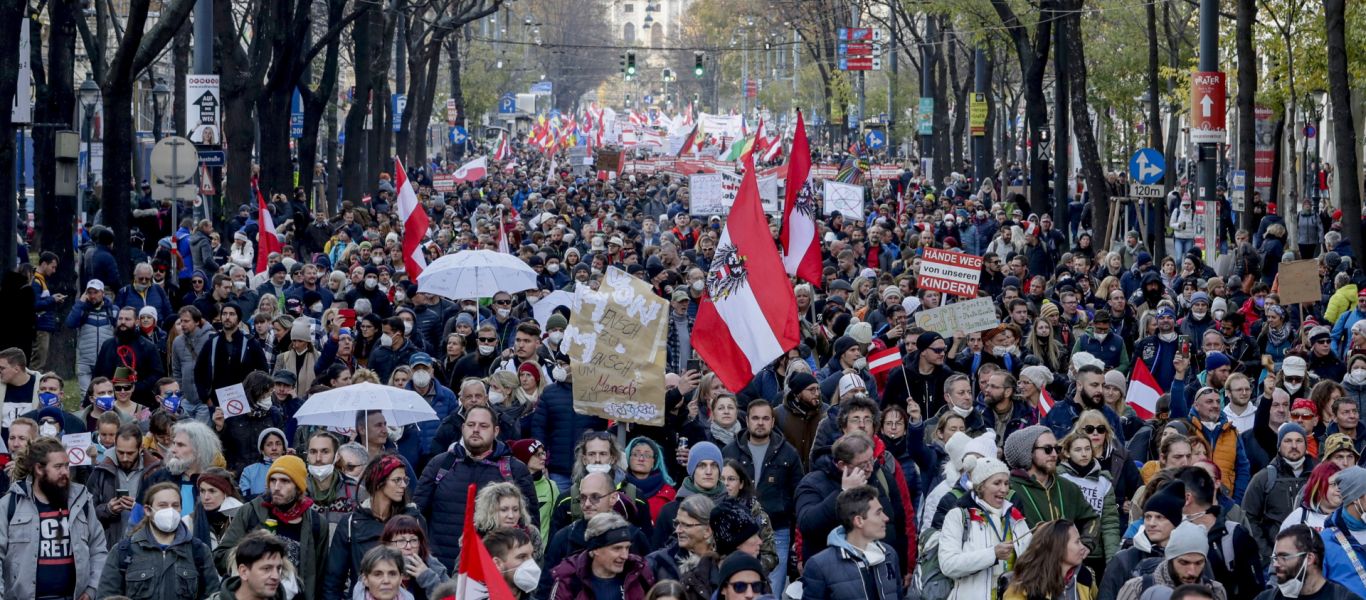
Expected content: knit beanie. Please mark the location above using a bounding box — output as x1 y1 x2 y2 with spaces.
710 500 761 556
1143 481 1186 526
1019 366 1052 391
1004 425 1051 470
916 331 945 353
1277 422 1308 448
1203 351 1231 373
1164 522 1210 560
1104 370 1127 390
717 552 766 592
964 431 998 461
198 472 236 498
687 441 723 478
1039 301 1059 320
944 432 973 472
509 439 544 464
832 336 858 361
786 372 819 399
257 428 287 453
267 455 308 493
846 322 873 345
290 319 313 343
965 455 1009 489
546 313 569 331
1335 466 1366 505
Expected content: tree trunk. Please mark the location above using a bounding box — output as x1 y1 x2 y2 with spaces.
173 19 190 137
1145 0 1166 261
297 0 345 211
1324 0 1364 260
406 48 442 170
1235 0 1256 227
1060 1 1110 236
342 5 378 203
0 3 20 271
36 0 78 294
932 16 950 180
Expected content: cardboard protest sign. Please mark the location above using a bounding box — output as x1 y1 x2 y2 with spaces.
1277 260 1322 305
823 180 865 221
62 433 94 466
563 268 669 426
918 248 984 299
914 297 999 336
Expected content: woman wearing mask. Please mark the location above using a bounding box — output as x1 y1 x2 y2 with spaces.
1002 520 1095 600
324 454 427 600
1258 305 1296 374
1056 430 1121 569
192 468 244 551
238 428 289 500
96 482 221 599
1282 461 1343 532
379 516 449 600
937 456 1034 600
624 437 678 521
474 482 544 558
1343 355 1366 410
354 546 413 600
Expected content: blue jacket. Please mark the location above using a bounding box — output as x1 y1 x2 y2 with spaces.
407 379 459 457
802 527 902 600
1321 510 1366 600
1333 308 1366 357
1043 398 1126 445
115 284 175 328
175 227 195 279
84 245 122 290
33 274 58 332
530 383 608 478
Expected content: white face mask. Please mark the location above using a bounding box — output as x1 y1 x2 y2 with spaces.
1213 310 1226 320
489 390 505 404
585 463 612 475
497 308 511 319
1286 381 1303 394
992 345 1018 357
852 357 868 370
365 277 378 290
152 507 181 533
308 464 335 480
311 302 324 313
1352 368 1366 382
233 280 247 291
951 404 973 418
387 425 403 442
547 263 561 274
548 331 564 345
478 344 497 356
394 291 406 303
1192 309 1208 320
552 365 568 382
257 398 273 412
380 333 394 348
1093 332 1109 342
372 256 384 265
39 423 57 437
403 321 413 335
692 280 705 292
412 371 432 388
1276 556 1309 598
510 560 541 593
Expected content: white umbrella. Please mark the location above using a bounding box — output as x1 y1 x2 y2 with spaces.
292 382 438 428
416 250 538 300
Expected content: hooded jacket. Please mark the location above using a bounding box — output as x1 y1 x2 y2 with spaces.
803 526 903 600
1116 557 1228 600
1008 470 1098 549
1244 455 1315 559
95 522 219 600
414 439 539 568
211 493 330 600
937 492 1034 600
0 479 109 600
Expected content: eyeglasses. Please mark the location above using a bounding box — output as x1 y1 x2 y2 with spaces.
391 537 421 548
1034 445 1060 454
114 385 134 392
729 581 764 594
1082 425 1108 435
1272 552 1307 564
1285 376 1306 383
579 493 609 506
675 520 704 530
924 346 947 354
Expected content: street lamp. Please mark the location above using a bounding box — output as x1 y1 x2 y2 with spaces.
150 79 170 141
78 74 101 223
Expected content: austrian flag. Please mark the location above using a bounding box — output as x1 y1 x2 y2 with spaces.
868 346 902 375
1126 358 1163 419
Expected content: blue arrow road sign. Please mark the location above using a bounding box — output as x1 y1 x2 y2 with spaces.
449 126 468 145
1129 148 1166 185
865 129 886 150
498 93 516 114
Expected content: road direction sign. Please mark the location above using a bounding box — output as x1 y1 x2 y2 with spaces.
197 150 225 168
498 93 517 114
1129 148 1166 185
1190 71 1227 144
865 129 886 150
1130 183 1165 198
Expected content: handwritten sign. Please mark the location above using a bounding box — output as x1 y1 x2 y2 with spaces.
216 383 251 419
823 180 865 221
918 248 984 299
1277 260 1322 305
563 267 668 426
914 297 1000 336
62 432 94 466
1 403 28 428
691 171 779 216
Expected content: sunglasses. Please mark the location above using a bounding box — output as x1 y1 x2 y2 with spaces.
729 582 764 594
1034 445 1060 454
114 385 134 392
477 337 498 343
1082 425 1108 435
1292 412 1316 420
493 299 512 306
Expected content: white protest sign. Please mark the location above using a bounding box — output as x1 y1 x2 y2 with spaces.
692 170 779 216
62 432 94 466
1 403 27 428
823 180 865 221
562 268 669 426
758 174 780 214
216 383 252 419
914 297 1000 336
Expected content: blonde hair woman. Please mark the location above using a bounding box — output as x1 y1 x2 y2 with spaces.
473 481 543 558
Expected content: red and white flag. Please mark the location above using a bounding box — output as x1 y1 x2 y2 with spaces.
693 151 800 392
1127 358 1163 419
497 207 510 254
395 158 430 279
492 133 511 162
455 484 518 600
868 346 902 376
253 180 281 274
452 156 489 183
780 110 821 287
1039 388 1056 416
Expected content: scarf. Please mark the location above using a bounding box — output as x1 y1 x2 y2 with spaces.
1066 459 1097 477
679 476 726 500
625 471 667 498
265 496 315 523
309 473 343 505
709 420 742 446
1266 320 1293 346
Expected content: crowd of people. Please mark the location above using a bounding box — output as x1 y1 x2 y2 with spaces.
1 139 1365 600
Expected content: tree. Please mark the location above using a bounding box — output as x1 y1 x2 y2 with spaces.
31 1 79 294
1235 0 1256 228
1324 0 1363 260
988 0 1053 216
0 2 22 272
1056 0 1110 236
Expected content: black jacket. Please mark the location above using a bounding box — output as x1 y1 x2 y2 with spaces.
721 430 806 528
414 440 539 569
535 518 651 600
323 499 427 600
93 334 165 408
193 330 268 404
881 356 954 415
794 450 907 567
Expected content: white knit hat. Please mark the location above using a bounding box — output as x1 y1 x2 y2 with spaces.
965 455 1009 488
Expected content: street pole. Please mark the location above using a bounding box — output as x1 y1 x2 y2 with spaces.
921 17 935 170
1197 0 1218 253
1053 4 1070 233
888 26 896 156
974 47 988 185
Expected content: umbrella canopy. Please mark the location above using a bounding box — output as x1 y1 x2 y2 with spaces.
292 382 438 428
416 250 538 300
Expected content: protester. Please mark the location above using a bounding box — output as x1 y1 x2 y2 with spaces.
214 455 330 599
325 454 427 599
1003 519 1096 600
95 481 221 599
548 512 656 600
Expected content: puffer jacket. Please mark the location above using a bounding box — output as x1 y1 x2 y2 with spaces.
0 479 109 600
1116 558 1228 600
530 382 608 478
66 298 119 367
95 523 220 600
803 526 903 600
170 323 215 408
415 440 539 568
1098 531 1163 600
323 499 428 600
937 492 1034 600
115 284 175 329
1244 455 1314 560
720 429 805 529
211 495 329 600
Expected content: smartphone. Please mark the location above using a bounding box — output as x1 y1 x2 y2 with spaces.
115 489 129 498
1179 335 1191 356
686 357 701 372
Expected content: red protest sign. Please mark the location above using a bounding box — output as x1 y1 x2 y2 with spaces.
918 248 984 299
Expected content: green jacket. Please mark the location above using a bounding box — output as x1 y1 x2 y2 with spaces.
1008 470 1099 550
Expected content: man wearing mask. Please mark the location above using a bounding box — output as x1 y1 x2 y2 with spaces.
1134 305 1185 395
214 455 330 600
303 431 356 531
343 265 393 319
1043 365 1125 441
448 323 503 383
481 291 519 350
922 374 987 437
1266 525 1356 600
88 423 156 546
0 437 108 600
1178 292 1217 345
1280 356 1314 399
406 353 459 461
1172 465 1264 600
367 316 419 382
485 527 541 599
541 314 568 361
1073 310 1129 372
1100 481 1184 599
93 306 165 408
1244 422 1313 562
193 303 268 408
275 320 319 396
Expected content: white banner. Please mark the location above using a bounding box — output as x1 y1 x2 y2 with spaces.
914 297 999 336
186 75 221 145
823 180 865 221
691 171 780 216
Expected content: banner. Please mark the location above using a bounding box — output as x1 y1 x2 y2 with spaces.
432 175 456 193
1254 106 1275 191
186 75 221 145
563 269 668 426
918 248 984 298
823 180 865 221
692 171 780 216
914 297 999 336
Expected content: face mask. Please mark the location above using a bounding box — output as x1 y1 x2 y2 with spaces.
852 357 868 370
692 280 705 292
394 291 406 303
1192 309 1208 320
308 464 335 480
39 423 58 438
951 404 973 418
372 256 384 265
553 366 568 382
388 425 403 442
95 395 115 412
1352 369 1366 383
38 392 61 408
380 334 394 347
1213 310 1226 320
365 277 379 290
134 282 149 293
257 398 273 412
412 371 432 388
311 302 324 313
489 390 505 404
585 463 612 475
1276 557 1309 598
161 393 182 413
479 344 497 356
464 305 478 315
511 560 541 593
1159 331 1178 343
152 507 181 533
1255 296 1266 308
547 263 561 274
233 280 247 291
403 321 413 336
1286 381 1303 394
992 345 1018 357
1093 332 1109 343
497 308 511 319
548 331 564 345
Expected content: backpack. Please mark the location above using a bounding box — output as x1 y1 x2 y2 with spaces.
911 490 986 600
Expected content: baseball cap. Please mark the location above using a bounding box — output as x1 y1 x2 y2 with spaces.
86 279 104 291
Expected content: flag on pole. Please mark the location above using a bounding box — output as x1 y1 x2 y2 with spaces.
395 158 430 279
676 124 699 158
1039 388 1056 416
497 207 510 254
868 346 902 376
455 484 518 600
452 156 489 183
693 151 800 392
253 180 282 274
780 110 822 288
492 133 511 162
1126 358 1163 419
